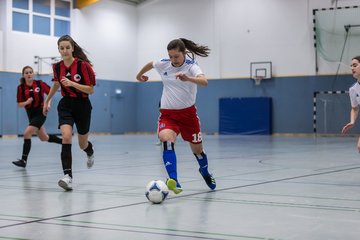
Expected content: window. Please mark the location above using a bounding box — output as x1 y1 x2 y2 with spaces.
12 0 71 36
13 12 29 32
54 0 70 36
13 0 29 10
33 15 50 35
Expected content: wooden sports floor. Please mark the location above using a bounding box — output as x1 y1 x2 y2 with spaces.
0 134 359 239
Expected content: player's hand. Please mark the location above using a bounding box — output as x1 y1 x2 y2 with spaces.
60 77 73 87
26 97 33 104
175 72 190 81
342 122 354 134
43 103 50 116
137 75 149 82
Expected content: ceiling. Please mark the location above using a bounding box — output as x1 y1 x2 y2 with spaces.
112 0 149 5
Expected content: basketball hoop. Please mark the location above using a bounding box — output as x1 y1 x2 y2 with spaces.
253 76 264 86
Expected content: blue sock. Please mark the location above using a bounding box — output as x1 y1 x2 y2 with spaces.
195 152 210 176
163 141 177 180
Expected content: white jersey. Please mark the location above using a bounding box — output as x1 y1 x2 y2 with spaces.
153 58 203 110
349 81 360 108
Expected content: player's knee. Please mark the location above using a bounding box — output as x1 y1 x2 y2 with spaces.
39 136 48 142
162 141 175 151
61 134 72 144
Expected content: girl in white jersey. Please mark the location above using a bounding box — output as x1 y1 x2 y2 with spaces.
136 38 216 194
342 56 360 150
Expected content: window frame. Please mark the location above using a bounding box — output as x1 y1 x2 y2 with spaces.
12 0 71 36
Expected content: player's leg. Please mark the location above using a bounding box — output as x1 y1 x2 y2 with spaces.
57 98 75 191
58 124 73 191
159 118 182 194
78 133 94 168
12 125 37 168
180 106 216 190
73 98 94 169
190 142 216 190
37 126 62 144
357 137 360 152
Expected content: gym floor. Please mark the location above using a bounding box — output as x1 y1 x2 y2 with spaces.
0 134 359 239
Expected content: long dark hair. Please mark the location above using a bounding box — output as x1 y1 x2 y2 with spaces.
20 66 33 85
57 35 92 65
353 56 360 62
167 38 210 60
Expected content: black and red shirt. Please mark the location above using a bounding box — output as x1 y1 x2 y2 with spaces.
52 58 96 98
17 80 50 109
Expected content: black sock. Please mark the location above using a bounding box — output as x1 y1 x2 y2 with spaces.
84 141 94 156
48 134 62 144
21 139 31 162
61 144 72 178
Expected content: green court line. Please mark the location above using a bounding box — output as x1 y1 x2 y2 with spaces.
1 165 359 238
42 220 280 240
0 237 30 240
0 214 281 240
214 191 360 203
186 196 359 212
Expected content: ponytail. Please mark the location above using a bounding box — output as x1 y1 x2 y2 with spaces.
167 38 210 60
57 35 92 65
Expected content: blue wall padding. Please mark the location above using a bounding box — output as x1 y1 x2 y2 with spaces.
219 97 272 135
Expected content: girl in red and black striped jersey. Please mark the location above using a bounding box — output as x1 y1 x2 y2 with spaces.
13 66 62 168
43 35 95 191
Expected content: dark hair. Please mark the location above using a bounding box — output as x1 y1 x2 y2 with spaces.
20 66 33 85
57 35 92 65
353 56 360 62
167 38 210 60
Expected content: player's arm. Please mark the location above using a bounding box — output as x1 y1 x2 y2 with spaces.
175 73 208 87
60 77 94 94
342 106 359 133
136 62 153 82
350 106 359 124
43 82 60 115
17 98 33 108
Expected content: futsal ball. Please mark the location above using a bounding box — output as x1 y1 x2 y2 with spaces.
145 180 169 204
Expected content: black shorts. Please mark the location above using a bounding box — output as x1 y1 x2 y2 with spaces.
57 97 92 135
26 108 46 129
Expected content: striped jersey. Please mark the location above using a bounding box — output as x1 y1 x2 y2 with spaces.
153 58 203 110
349 81 360 107
52 58 96 98
17 80 50 109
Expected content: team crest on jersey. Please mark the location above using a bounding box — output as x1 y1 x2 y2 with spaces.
159 123 166 129
74 74 81 82
35 87 40 93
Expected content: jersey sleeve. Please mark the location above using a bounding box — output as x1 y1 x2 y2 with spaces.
52 63 59 82
190 62 204 77
81 61 96 86
40 80 51 94
16 85 23 103
153 59 169 75
349 88 358 108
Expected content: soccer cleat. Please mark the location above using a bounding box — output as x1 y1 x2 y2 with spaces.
58 174 73 191
12 159 26 168
199 169 216 190
86 153 94 169
166 178 183 194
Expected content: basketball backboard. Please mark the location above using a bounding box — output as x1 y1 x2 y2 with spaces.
250 61 272 85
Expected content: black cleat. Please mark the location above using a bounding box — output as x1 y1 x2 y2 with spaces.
199 169 216 190
12 159 27 168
